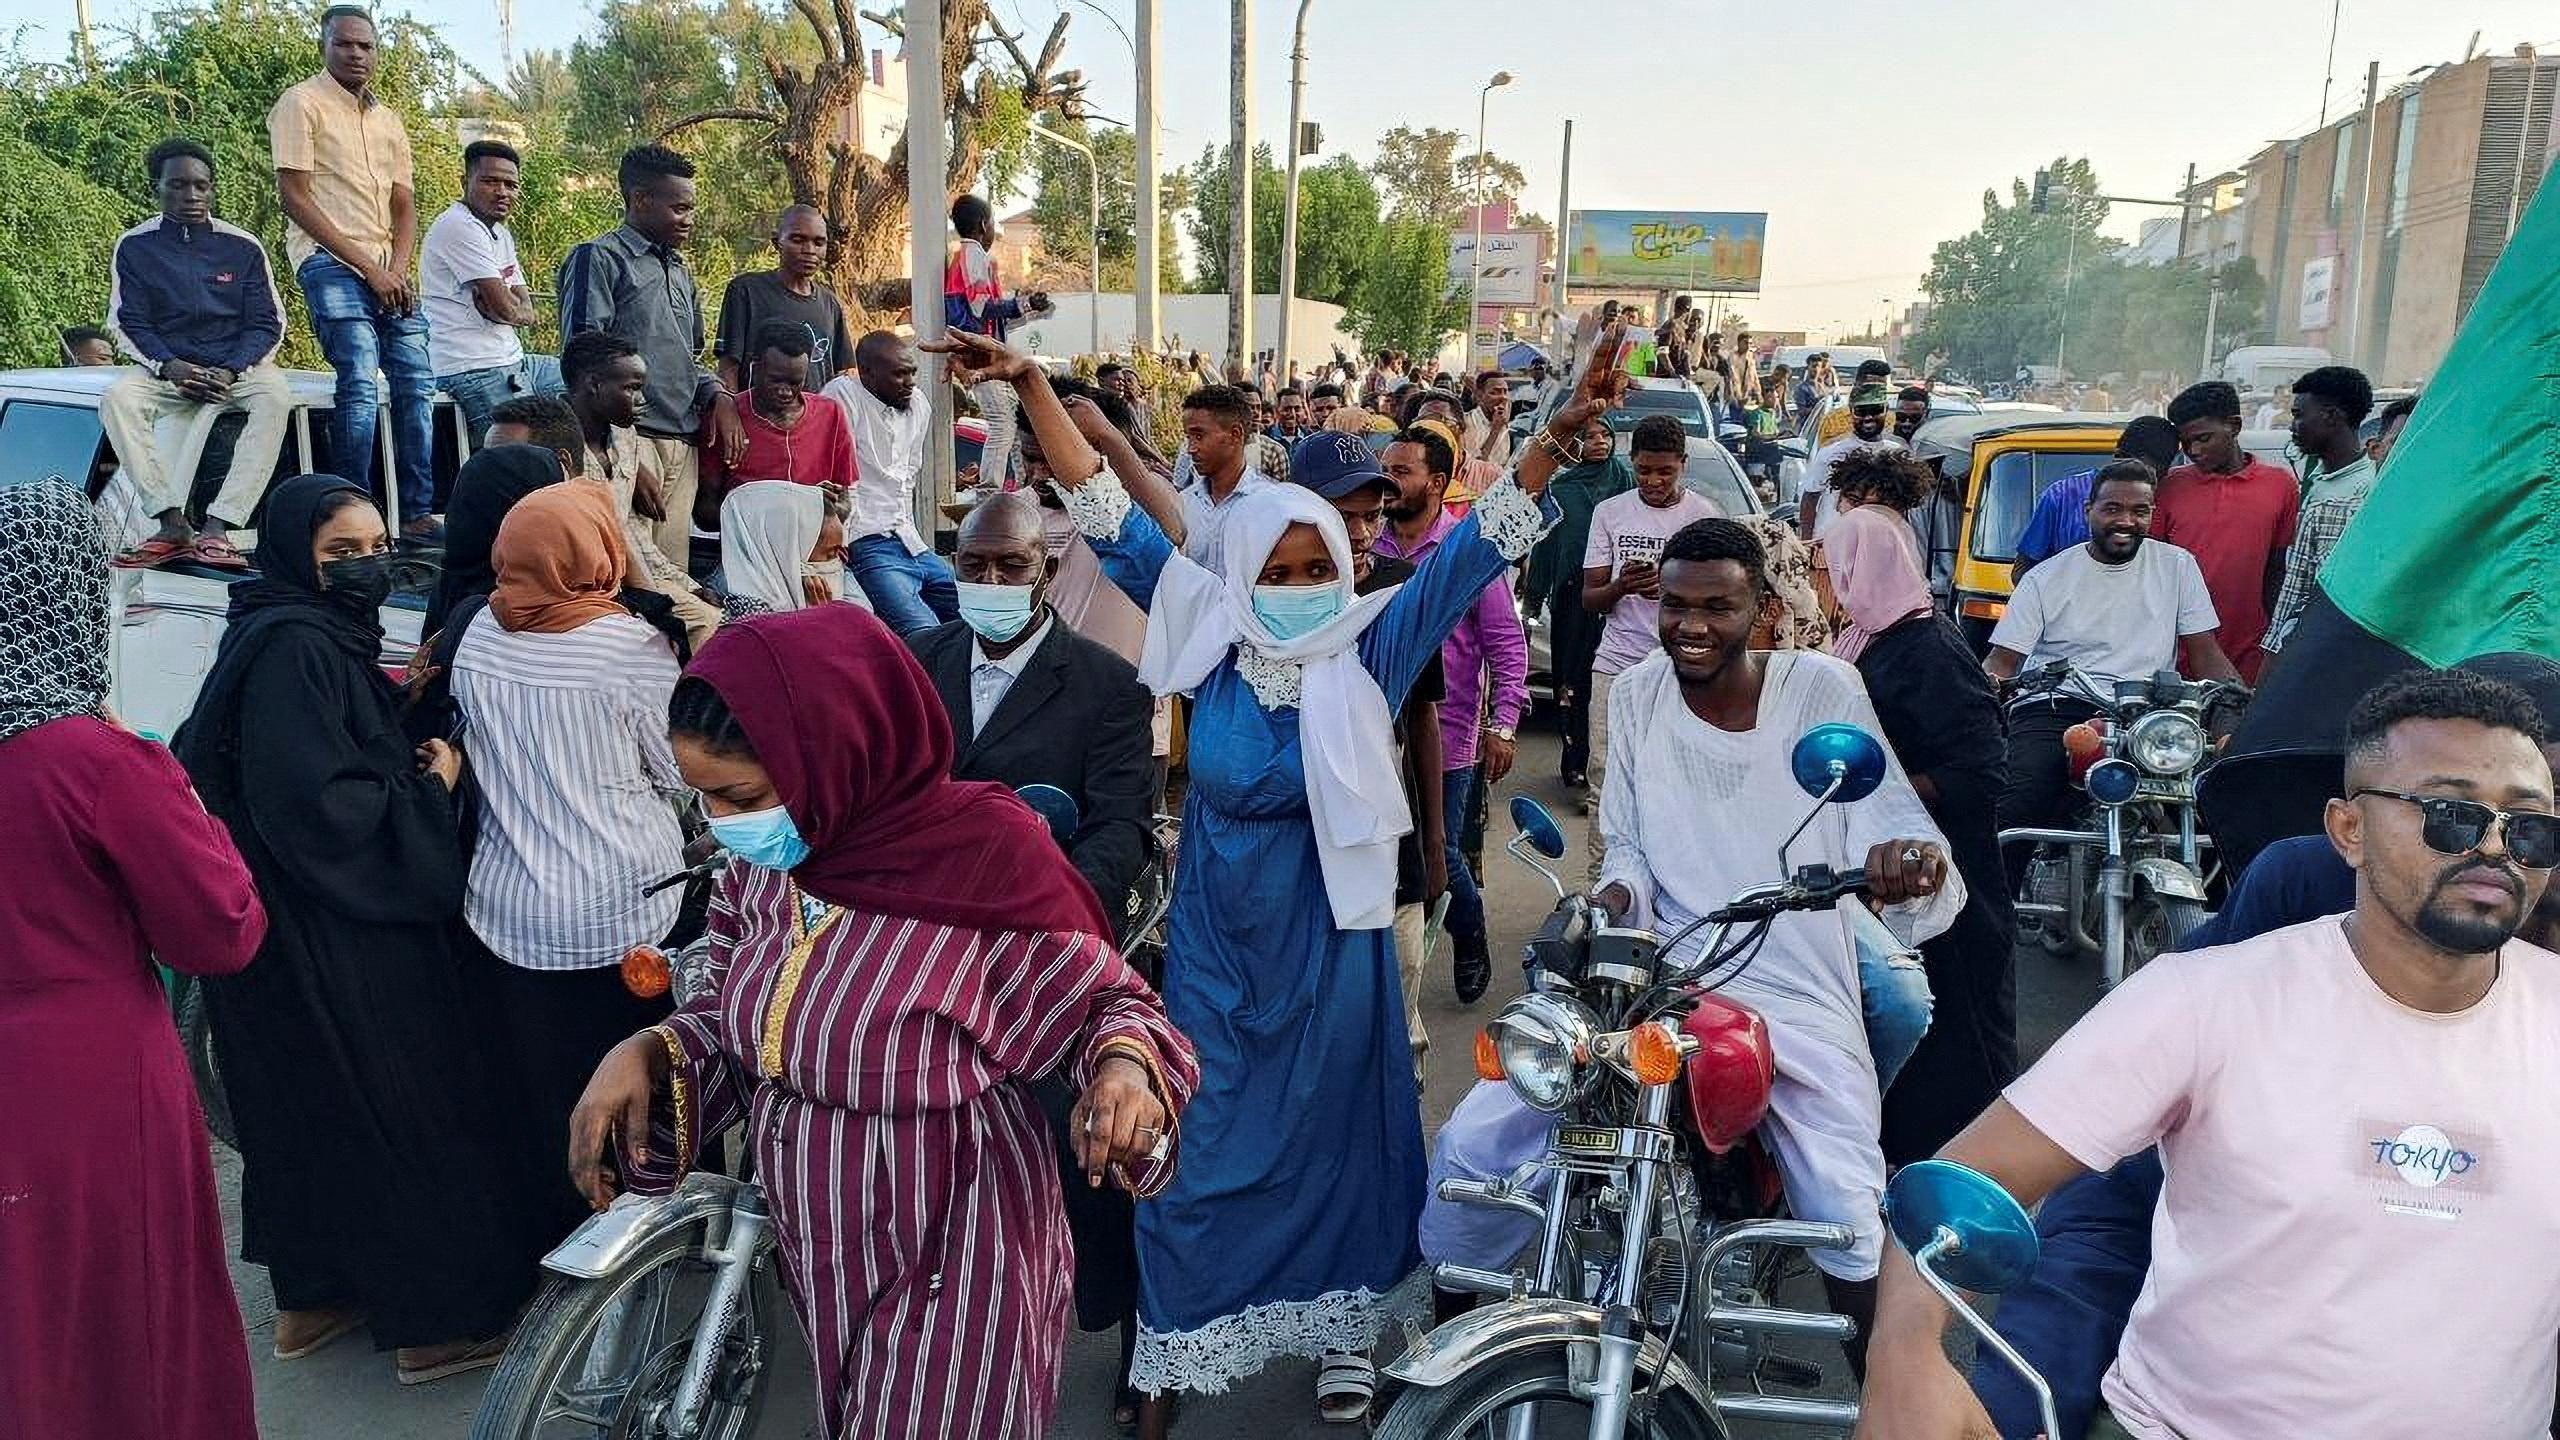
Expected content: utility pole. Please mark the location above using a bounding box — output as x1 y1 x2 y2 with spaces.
906 0 951 536
2317 0 2342 126
1226 0 1253 379
2345 59 2379 367
2174 160 2198 261
1275 0 1314 383
1133 0 1160 350
1551 119 1572 359
1029 122 1101 357
2200 273 2225 380
73 0 97 73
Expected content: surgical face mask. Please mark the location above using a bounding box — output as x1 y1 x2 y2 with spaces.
706 803 811 872
955 579 1039 643
318 552 394 614
1251 582 1345 641
799 558 845 602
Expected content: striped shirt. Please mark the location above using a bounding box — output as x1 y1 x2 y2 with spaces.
452 610 687 969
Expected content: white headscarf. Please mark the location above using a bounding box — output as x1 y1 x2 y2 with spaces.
1139 485 1410 930
717 481 825 612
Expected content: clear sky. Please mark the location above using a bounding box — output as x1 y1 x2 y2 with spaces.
16 0 2556 339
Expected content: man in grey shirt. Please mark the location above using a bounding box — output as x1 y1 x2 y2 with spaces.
557 144 744 560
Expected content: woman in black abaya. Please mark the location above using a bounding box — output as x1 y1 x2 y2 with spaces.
175 475 539 1383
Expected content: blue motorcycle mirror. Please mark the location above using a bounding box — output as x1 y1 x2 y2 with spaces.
1789 723 1888 804
1884 1159 2041 1293
1510 795 1567 860
1016 784 1081 844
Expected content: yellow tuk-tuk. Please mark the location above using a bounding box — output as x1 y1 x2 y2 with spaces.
1911 412 2130 650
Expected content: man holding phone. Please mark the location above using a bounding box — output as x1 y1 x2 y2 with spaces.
1579 414 1722 862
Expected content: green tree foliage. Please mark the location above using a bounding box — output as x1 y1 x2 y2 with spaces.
0 134 137 367
0 0 464 367
1909 157 2266 384
1182 144 1382 306
1372 124 1525 227
1344 216 1466 357
1027 120 1182 292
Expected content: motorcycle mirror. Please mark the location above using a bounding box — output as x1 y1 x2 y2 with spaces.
1884 1159 2041 1294
1788 723 1887 805
1016 784 1081 844
1510 795 1568 861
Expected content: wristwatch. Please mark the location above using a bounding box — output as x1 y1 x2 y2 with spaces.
1486 725 1516 742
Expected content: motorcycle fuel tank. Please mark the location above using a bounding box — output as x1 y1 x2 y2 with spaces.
1677 992 1776 1154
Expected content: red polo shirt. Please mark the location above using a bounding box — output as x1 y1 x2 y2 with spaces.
2151 459 2300 681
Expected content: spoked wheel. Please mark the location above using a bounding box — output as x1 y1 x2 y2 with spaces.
471 1223 775 1440
1374 1343 1729 1440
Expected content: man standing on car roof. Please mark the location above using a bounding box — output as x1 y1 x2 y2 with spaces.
101 138 290 573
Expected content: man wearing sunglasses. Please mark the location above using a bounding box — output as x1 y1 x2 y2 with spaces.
1862 665 2560 1440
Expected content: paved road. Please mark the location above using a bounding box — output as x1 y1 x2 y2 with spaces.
227 732 2098 1438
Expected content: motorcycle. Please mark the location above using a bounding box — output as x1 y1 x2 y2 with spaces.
1377 723 1907 1440
1998 662 2247 987
473 785 1170 1440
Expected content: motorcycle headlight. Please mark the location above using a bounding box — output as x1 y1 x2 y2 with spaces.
1486 992 1600 1112
2126 711 2206 775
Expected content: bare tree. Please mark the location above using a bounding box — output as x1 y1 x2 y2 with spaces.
660 0 1087 316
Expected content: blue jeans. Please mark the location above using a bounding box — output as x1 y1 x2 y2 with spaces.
1440 765 1486 941
440 353 564 446
300 253 435 519
1972 1151 2163 1440
1854 913 1935 1090
847 534 958 634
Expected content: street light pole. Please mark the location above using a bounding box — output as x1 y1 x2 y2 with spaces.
1280 0 1320 384
1550 118 1572 359
1028 121 1101 356
1463 70 1513 374
1133 0 1160 348
2200 274 2225 381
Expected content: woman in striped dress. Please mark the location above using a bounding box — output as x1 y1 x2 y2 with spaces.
451 482 689 1240
571 604 1197 1440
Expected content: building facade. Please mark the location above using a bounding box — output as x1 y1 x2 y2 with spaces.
2235 46 2556 384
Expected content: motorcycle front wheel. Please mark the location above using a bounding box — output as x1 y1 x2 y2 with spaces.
2121 891 2207 976
1375 1343 1731 1440
472 1221 776 1440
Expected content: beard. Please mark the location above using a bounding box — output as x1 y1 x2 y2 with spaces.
2412 861 2528 954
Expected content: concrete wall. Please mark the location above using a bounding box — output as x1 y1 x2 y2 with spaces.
1009 294 1361 370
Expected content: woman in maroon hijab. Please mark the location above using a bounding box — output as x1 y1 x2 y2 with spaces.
569 604 1197 1440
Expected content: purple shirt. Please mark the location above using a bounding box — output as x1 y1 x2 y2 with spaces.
1376 506 1528 769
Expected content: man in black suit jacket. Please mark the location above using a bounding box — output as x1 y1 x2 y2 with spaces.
907 491 1155 932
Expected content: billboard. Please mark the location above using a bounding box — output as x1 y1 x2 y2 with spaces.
2299 254 2339 331
1566 209 1766 292
1448 230 1542 305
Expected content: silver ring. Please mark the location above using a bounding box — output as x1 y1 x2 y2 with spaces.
1901 847 1922 865
1146 1134 1171 1163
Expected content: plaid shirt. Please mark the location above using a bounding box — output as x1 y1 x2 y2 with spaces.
2263 455 2376 654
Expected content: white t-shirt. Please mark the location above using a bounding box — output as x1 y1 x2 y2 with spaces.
1989 540 2217 699
1801 433 1906 540
421 202 525 375
1582 488 1723 675
2006 920 2560 1440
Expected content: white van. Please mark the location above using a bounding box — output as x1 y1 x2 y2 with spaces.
2215 345 2334 394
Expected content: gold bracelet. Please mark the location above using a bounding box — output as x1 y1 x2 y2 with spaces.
652 1024 693 1174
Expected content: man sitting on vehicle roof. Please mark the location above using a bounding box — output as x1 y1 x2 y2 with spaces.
100 138 290 572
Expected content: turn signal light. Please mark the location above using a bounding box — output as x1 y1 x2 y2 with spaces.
1628 1022 1686 1085
1958 597 2009 621
1474 1029 1504 1081
621 945 671 999
2062 722 2104 759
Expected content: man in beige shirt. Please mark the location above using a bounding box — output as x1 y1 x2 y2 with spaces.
269 5 440 542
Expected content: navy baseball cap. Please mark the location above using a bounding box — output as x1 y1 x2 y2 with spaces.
1288 430 1396 500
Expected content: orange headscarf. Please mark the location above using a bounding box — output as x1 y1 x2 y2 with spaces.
489 483 630 634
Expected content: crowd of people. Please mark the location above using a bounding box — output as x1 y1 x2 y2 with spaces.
6 7 2556 1440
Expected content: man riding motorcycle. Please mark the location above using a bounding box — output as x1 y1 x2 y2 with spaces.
1425 516 1954 1367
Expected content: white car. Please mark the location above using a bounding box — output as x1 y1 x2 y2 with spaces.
0 365 466 739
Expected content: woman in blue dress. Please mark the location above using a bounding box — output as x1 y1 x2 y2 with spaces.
927 331 1613 1429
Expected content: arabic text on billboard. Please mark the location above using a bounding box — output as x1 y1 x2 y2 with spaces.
1567 210 1766 292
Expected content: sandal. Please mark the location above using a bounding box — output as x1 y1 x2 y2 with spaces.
272 1306 365 1360
192 532 250 569
1315 1349 1375 1424
394 1332 508 1385
112 534 193 570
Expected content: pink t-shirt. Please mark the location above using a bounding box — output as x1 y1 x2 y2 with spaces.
2005 917 2560 1440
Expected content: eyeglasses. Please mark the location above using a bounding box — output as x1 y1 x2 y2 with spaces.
2352 789 2560 870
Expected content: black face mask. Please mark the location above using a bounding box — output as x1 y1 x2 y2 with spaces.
318 553 394 614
